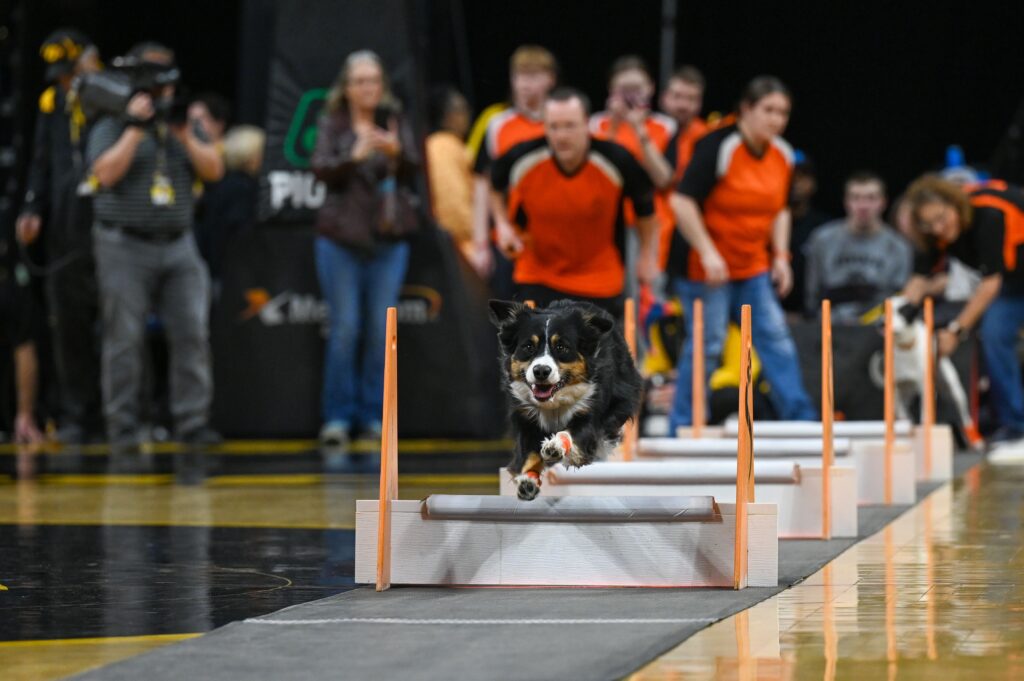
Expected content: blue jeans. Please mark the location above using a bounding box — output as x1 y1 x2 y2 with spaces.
979 293 1024 431
669 273 817 430
315 237 409 429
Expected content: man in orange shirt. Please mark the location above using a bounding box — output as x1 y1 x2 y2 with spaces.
490 88 659 316
590 56 677 272
468 46 556 282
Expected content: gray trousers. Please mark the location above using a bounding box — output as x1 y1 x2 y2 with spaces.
93 225 212 440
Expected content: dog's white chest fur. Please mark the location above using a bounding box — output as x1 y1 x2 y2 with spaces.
509 381 597 433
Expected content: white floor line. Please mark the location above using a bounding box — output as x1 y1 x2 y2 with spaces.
244 617 718 626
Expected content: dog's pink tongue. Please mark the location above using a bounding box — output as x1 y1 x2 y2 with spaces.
532 384 555 400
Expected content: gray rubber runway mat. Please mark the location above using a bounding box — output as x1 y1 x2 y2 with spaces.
75 452 982 681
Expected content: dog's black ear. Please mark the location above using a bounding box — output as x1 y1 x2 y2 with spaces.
582 308 615 336
488 299 528 327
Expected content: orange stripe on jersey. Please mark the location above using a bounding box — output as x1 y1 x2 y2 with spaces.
487 110 545 160
970 193 1024 271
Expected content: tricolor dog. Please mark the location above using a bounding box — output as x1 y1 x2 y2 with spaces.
489 299 643 500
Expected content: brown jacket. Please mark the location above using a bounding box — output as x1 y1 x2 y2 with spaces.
311 108 419 252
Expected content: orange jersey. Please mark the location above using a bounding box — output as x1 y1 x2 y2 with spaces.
491 137 655 298
474 108 545 174
677 124 794 281
590 112 677 269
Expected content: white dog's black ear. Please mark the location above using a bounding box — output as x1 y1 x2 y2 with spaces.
488 299 529 327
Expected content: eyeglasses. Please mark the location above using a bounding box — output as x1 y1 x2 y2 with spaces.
914 205 953 235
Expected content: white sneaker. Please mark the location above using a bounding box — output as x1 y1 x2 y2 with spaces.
319 421 350 448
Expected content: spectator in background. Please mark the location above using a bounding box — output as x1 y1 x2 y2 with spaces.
669 76 817 431
490 87 659 315
661 65 709 292
901 176 1024 444
311 50 418 452
194 125 265 286
591 56 676 273
188 93 231 146
783 153 830 314
16 29 103 444
425 86 474 260
805 171 911 321
0 246 43 445
468 45 556 283
87 42 224 455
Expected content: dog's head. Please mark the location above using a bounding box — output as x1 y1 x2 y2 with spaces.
489 299 614 410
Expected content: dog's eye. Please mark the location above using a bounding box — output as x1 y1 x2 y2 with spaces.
555 343 569 354
521 341 535 353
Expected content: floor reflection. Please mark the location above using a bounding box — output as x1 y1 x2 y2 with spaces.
630 463 1024 679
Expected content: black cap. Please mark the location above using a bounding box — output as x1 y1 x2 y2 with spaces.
40 28 93 81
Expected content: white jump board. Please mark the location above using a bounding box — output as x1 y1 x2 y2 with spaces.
638 437 851 457
720 420 953 483
424 494 718 521
913 424 954 482
550 460 800 485
723 419 913 439
498 461 858 539
851 440 916 504
355 496 778 588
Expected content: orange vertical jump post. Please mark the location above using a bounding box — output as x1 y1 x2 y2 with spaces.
733 304 754 590
622 297 638 461
923 297 935 479
692 299 706 438
376 307 399 592
821 299 834 539
884 299 895 505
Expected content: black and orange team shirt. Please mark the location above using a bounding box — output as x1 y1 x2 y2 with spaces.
472 108 546 176
914 181 1024 295
491 137 655 298
663 117 710 277
676 124 794 282
590 112 677 270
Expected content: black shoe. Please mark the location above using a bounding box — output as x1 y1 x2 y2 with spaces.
179 426 224 447
57 424 86 446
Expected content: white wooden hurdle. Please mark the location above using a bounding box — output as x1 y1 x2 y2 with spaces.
498 459 858 538
356 305 778 590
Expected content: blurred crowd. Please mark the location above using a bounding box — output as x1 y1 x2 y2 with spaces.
6 32 1024 464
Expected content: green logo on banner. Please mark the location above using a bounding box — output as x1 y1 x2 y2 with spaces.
283 88 327 168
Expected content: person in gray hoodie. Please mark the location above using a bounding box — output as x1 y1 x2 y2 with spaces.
805 171 912 321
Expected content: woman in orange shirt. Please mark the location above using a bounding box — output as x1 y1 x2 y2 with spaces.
668 76 816 431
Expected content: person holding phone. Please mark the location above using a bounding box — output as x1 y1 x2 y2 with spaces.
590 56 677 273
311 50 418 454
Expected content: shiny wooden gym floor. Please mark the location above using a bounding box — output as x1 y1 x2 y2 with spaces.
3 442 1022 680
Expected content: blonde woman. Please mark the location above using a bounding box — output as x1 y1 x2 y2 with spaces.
311 50 418 451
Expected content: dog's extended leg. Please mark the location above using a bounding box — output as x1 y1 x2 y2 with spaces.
561 421 604 468
540 431 573 465
513 452 544 500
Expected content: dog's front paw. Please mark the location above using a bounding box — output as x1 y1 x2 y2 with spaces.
540 431 573 464
514 472 541 500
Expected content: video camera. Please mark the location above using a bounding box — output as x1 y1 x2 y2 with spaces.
74 54 186 123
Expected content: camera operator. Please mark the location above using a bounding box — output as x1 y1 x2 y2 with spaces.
16 29 102 444
85 42 223 454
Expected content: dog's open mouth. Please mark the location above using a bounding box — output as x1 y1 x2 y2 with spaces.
531 381 565 402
